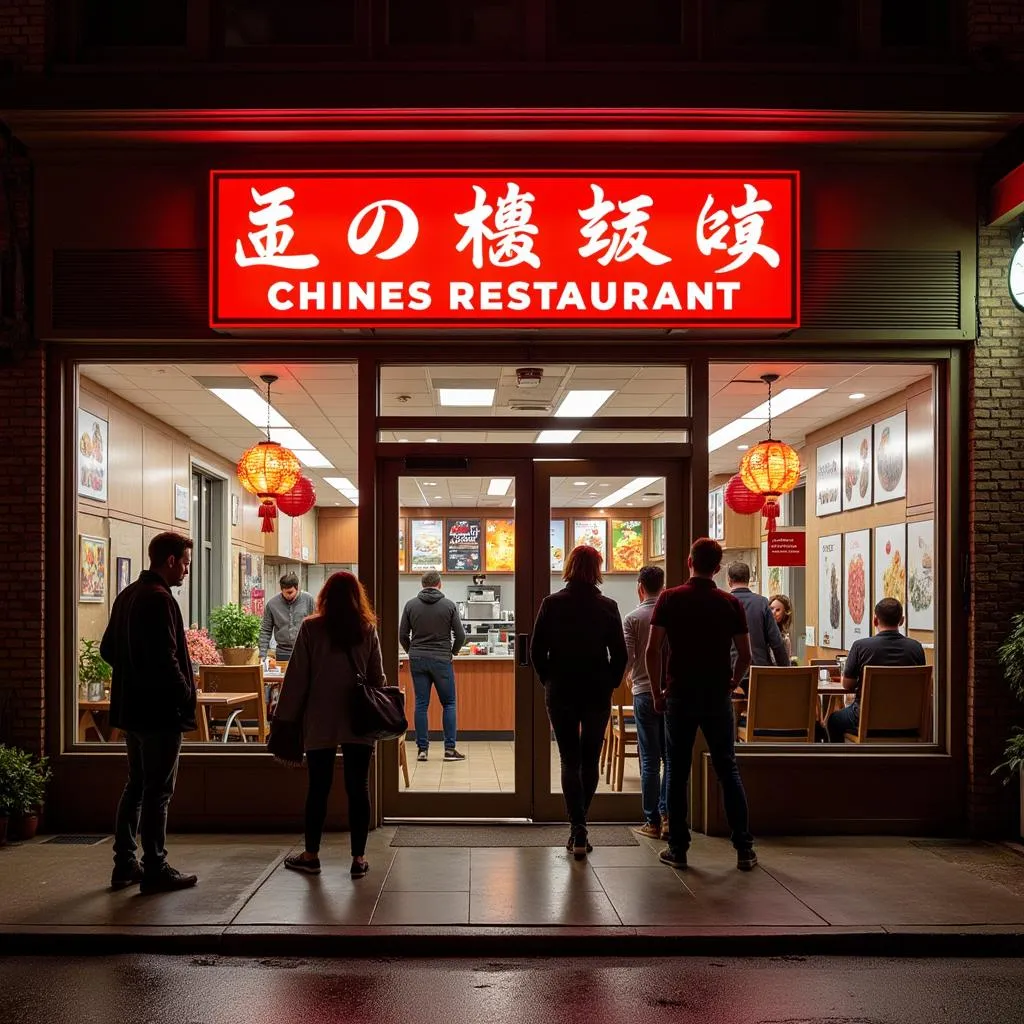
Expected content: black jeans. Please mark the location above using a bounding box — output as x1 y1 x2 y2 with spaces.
304 744 374 857
664 693 753 852
113 729 182 874
545 685 612 829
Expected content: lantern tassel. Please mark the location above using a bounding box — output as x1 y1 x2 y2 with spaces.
763 499 780 534
258 499 277 534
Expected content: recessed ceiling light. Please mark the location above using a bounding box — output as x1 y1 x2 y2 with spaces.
626 502 634 506
849 392 866 400
555 389 614 418
573 481 587 486
708 388 825 452
597 483 610 488
536 429 580 444
422 481 437 487
398 438 409 443
438 387 496 407
425 437 440 443
487 478 513 496
737 444 750 451
587 493 598 497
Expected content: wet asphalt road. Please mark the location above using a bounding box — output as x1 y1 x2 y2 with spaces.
1 956 1022 1024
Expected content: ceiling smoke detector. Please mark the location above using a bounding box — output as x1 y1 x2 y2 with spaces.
515 367 544 389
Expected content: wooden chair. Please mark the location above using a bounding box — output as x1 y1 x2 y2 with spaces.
198 664 266 743
845 665 933 743
736 666 817 743
397 666 410 788
610 703 639 791
601 676 632 783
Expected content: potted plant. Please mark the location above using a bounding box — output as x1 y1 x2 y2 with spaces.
185 625 223 674
0 745 52 842
993 611 1024 838
209 603 261 665
78 637 112 702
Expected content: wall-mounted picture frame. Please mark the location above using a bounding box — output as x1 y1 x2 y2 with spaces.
843 529 872 650
174 483 190 522
115 556 132 595
907 519 935 632
817 534 842 650
410 519 444 572
873 523 907 634
841 426 873 510
79 535 107 603
651 514 665 558
77 408 108 502
573 518 608 565
874 410 907 502
550 519 566 573
815 439 842 516
230 493 240 527
611 519 645 573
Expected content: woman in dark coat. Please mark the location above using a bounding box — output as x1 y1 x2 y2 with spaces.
531 545 628 859
275 571 385 879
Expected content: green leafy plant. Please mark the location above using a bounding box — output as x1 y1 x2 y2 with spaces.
0 745 52 816
993 612 1024 782
209 603 261 650
78 638 112 689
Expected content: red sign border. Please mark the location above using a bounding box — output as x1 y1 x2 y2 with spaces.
209 168 801 330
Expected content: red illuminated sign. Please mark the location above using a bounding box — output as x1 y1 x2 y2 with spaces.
210 171 799 328
767 531 806 567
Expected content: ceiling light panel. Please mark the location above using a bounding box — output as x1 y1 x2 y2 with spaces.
708 388 826 452
596 477 659 508
487 478 513 496
209 388 291 428
438 388 496 407
555 390 615 418
536 430 581 444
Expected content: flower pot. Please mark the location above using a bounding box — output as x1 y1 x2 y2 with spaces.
9 812 39 841
220 646 258 666
0 816 8 847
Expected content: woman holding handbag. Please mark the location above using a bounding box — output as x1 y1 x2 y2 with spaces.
273 571 386 879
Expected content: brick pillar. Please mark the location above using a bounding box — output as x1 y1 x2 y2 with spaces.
969 225 1024 836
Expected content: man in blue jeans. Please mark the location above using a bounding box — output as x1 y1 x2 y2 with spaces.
399 570 467 761
624 565 669 841
645 537 757 872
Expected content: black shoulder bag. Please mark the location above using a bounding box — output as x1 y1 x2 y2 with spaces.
347 647 408 741
267 668 306 767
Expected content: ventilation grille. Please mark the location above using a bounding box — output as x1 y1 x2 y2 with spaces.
51 248 962 333
41 834 110 846
801 250 961 330
52 250 208 329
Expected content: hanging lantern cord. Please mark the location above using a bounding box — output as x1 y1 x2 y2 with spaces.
260 373 278 443
761 372 779 440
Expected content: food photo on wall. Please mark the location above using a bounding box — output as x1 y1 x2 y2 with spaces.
907 519 935 632
815 439 842 516
818 534 843 650
873 523 907 634
874 410 907 502
841 425 873 511
843 529 872 650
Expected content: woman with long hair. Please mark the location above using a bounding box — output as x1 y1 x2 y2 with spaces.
274 571 385 879
769 593 794 663
531 545 628 859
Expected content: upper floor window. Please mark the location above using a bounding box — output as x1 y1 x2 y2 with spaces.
82 0 188 47
386 0 525 51
223 0 357 47
552 0 684 47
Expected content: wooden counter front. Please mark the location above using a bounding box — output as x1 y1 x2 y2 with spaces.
398 656 515 735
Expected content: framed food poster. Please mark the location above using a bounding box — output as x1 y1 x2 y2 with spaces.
410 520 444 572
485 519 515 572
907 519 935 631
843 529 871 650
760 539 789 599
651 514 665 558
611 519 645 573
573 518 607 564
398 520 406 572
874 411 907 502
715 488 725 540
815 439 842 516
841 426 873 510
708 491 716 536
79 535 107 602
550 519 566 572
174 483 190 522
874 523 907 634
446 518 482 572
818 534 842 649
115 556 132 595
77 409 108 502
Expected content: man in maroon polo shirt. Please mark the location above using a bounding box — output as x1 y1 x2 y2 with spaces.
644 537 757 871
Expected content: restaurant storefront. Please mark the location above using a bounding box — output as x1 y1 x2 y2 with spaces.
1 108 1017 836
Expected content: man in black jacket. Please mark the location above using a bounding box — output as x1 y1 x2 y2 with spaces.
727 561 789 689
101 531 198 894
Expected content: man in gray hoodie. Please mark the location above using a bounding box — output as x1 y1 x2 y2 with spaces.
258 572 316 665
400 571 467 761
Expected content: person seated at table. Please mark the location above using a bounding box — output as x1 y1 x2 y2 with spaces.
727 562 789 692
769 593 796 664
826 598 925 743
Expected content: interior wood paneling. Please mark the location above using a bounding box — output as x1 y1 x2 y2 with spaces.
142 427 174 525
318 509 359 564
907 388 936 512
107 406 144 518
398 657 515 732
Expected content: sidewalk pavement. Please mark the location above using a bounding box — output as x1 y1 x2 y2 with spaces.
2 829 1023 957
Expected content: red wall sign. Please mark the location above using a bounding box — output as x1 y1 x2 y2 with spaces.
210 170 799 328
767 531 806 567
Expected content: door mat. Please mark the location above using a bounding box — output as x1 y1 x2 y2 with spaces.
391 825 639 848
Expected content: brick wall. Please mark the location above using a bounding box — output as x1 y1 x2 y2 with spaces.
0 0 45 75
969 225 1024 836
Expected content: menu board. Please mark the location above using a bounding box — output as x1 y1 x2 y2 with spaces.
818 534 842 650
550 520 566 572
573 518 607 564
873 523 907 635
815 439 842 516
843 529 871 650
651 514 665 557
611 519 645 572
410 519 443 572
842 426 873 510
398 520 406 572
446 518 482 572
485 519 515 572
907 520 934 632
874 411 907 503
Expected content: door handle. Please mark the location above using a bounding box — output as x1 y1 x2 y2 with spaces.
517 634 530 667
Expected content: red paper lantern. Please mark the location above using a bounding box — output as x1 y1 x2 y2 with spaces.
276 475 316 517
724 474 766 515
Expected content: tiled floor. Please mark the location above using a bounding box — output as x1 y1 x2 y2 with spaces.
403 739 641 794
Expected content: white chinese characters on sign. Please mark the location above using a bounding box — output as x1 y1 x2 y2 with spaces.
234 186 319 269
348 200 419 261
697 183 780 274
577 184 671 266
454 183 541 270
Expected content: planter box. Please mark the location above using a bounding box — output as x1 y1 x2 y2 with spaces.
220 647 258 666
